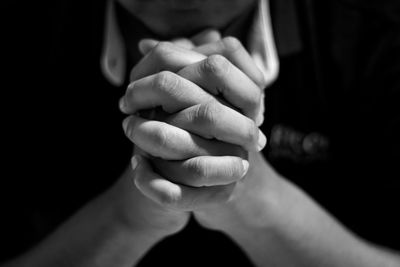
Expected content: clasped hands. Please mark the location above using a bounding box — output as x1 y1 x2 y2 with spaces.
119 30 271 235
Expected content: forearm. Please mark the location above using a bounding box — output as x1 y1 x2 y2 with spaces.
224 153 400 267
3 178 167 267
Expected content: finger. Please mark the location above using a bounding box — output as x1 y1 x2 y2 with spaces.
163 102 267 152
138 30 220 56
171 38 195 50
138 38 159 55
151 156 249 187
130 41 206 82
191 29 221 46
139 38 195 53
133 155 237 211
177 55 261 121
193 36 266 88
120 71 214 114
123 115 245 160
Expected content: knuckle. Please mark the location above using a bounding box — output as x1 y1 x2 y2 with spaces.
152 125 169 149
221 36 243 53
195 101 220 127
202 55 230 76
187 158 210 185
153 71 179 95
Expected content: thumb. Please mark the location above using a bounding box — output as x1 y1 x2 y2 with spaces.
138 38 195 55
138 38 159 55
130 154 179 206
171 38 195 50
191 28 221 46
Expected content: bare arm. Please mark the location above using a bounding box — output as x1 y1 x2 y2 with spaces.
120 35 400 267
2 166 188 267
196 152 400 267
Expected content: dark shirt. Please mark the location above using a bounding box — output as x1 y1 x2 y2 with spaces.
1 0 399 265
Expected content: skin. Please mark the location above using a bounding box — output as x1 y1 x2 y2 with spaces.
121 36 267 210
121 33 400 267
2 1 399 267
120 35 400 266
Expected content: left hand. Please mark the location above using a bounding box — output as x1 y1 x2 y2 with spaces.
121 31 273 230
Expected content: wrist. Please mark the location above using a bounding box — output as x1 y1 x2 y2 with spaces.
194 152 283 235
219 152 286 234
108 166 189 238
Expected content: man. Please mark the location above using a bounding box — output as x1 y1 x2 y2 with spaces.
1 0 399 266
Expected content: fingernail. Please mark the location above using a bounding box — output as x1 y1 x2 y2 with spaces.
119 97 128 113
131 155 140 170
122 117 129 133
257 130 267 151
241 160 249 178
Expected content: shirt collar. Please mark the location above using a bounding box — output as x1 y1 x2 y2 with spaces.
101 0 280 87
